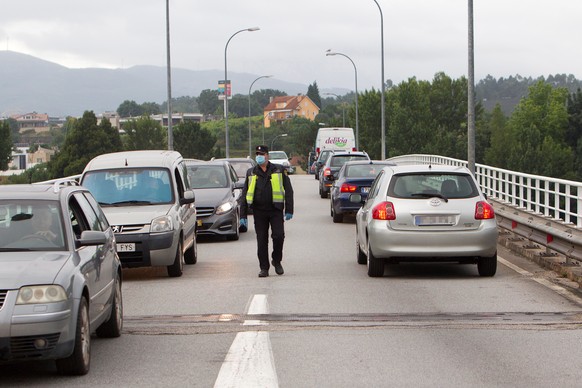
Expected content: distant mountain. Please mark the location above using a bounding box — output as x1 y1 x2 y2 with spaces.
0 51 331 117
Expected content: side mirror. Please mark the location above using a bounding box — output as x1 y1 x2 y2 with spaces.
180 189 195 205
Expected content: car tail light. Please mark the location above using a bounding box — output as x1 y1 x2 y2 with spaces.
324 167 331 177
475 201 495 219
352 147 357 151
340 183 357 193
372 201 396 220
316 147 320 154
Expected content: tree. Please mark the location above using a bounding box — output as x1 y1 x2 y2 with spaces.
173 121 217 160
141 102 162 115
0 120 12 170
117 100 143 117
160 96 196 114
48 111 123 178
483 104 510 167
122 116 166 150
307 81 322 109
198 89 221 115
566 89 582 178
506 81 573 178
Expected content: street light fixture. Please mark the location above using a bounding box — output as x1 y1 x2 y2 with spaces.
322 92 345 127
248 75 273 156
325 50 359 149
372 0 386 159
224 26 260 158
271 133 288 150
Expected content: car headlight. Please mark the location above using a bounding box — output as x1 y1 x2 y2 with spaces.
216 202 233 215
151 215 174 232
16 285 67 304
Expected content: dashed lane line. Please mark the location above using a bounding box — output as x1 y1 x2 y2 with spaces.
214 294 279 388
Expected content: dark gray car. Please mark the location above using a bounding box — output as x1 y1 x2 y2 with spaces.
0 182 123 375
185 160 246 240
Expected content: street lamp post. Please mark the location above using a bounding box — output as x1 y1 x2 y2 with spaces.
323 92 345 127
224 27 260 158
248 75 273 156
372 0 386 159
325 50 359 149
271 133 288 150
165 0 173 150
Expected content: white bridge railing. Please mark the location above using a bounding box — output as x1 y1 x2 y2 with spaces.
388 154 582 229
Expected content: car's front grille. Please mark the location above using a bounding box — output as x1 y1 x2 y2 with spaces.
0 290 7 310
10 333 60 359
196 206 215 218
112 224 146 234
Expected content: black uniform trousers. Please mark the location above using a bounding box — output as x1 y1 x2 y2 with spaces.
252 207 285 271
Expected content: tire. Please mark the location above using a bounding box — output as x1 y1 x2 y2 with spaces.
478 252 497 277
184 239 197 264
320 186 327 199
167 240 184 277
367 239 384 277
356 237 367 265
96 276 123 338
332 203 343 223
227 213 240 241
56 297 90 375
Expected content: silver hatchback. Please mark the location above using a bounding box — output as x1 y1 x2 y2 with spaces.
354 165 498 277
0 182 122 375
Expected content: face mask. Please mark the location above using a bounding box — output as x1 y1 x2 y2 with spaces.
255 155 266 164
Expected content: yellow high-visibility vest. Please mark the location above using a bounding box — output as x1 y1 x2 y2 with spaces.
246 172 285 205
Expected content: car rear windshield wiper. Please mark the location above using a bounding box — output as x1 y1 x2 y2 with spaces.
410 193 449 203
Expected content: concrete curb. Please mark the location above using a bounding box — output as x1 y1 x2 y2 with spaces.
499 230 582 289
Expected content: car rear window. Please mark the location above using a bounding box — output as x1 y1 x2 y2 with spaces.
346 165 380 177
330 155 368 167
388 173 478 199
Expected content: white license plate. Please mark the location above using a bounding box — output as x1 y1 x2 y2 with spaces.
361 187 370 193
117 243 136 252
415 215 455 226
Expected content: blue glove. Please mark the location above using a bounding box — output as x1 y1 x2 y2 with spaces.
240 218 248 228
285 213 293 221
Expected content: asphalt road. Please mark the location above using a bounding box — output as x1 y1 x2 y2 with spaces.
3 174 582 387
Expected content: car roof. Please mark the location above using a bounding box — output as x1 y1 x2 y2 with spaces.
83 150 183 171
0 182 83 201
343 160 395 166
184 159 230 167
330 150 368 156
381 164 472 175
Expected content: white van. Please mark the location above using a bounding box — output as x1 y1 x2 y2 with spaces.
80 150 197 277
314 127 356 154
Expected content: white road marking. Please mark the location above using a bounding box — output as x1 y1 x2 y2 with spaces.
498 255 582 306
214 294 279 388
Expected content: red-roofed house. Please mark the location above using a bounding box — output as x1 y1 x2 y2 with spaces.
263 95 319 127
11 112 50 133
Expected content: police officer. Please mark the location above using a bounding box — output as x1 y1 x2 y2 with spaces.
240 145 294 277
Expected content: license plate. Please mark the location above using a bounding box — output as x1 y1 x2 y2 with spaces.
117 243 136 252
361 187 370 193
415 215 455 226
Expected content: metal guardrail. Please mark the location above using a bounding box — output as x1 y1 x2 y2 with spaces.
388 154 582 265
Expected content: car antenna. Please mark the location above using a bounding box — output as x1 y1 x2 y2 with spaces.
125 158 128 166
428 164 432 169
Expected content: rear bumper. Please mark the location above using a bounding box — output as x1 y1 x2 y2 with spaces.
368 220 498 259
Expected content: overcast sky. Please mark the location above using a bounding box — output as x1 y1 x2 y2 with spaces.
2 0 582 95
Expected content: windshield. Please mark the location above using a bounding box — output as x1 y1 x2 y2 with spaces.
269 151 288 160
187 165 228 189
229 161 253 178
82 168 173 206
0 200 66 251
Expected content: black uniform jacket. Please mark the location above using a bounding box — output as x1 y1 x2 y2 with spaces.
241 162 294 219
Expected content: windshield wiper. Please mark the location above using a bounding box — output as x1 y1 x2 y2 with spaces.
111 200 153 206
410 193 449 203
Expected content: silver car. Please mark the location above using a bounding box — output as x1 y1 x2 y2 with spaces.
354 165 498 277
0 182 122 375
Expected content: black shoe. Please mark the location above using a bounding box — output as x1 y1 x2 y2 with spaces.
258 270 269 277
273 262 284 275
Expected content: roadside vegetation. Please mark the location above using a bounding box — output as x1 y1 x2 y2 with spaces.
2 73 582 183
